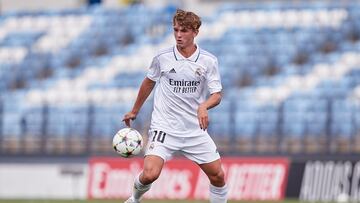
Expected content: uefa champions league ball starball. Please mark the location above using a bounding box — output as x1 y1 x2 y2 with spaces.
112 128 143 158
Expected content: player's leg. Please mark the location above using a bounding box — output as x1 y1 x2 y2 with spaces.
181 134 228 203
126 129 176 203
126 155 164 203
199 158 225 186
199 159 228 203
139 155 164 184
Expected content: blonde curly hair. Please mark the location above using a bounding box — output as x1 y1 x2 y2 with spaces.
173 9 201 32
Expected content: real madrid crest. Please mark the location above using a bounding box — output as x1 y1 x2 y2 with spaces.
195 67 204 77
149 142 155 150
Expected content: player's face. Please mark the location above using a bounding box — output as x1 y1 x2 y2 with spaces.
173 21 198 49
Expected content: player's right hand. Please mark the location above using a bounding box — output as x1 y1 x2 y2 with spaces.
122 112 137 127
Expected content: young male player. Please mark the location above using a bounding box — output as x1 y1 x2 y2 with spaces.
122 9 228 203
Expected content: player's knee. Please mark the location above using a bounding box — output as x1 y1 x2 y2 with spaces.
141 168 161 184
209 169 225 186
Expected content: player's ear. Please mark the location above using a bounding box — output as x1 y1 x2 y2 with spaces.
193 29 199 37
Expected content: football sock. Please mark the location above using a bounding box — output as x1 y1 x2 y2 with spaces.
132 173 152 201
209 184 228 203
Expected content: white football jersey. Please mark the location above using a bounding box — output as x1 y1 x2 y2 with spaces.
147 45 222 137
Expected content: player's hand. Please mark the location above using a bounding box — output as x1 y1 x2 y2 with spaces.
197 104 209 131
122 112 137 127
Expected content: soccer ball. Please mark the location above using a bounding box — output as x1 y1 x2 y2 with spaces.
112 128 143 158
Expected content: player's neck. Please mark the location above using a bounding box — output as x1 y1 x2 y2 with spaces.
177 44 197 58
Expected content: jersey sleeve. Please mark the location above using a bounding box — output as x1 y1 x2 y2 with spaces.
146 56 161 81
206 58 222 94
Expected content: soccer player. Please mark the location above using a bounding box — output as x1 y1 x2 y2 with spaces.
122 9 228 203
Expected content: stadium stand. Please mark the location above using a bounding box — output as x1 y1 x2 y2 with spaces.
1 1 360 155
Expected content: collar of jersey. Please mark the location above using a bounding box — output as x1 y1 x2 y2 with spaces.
173 45 200 62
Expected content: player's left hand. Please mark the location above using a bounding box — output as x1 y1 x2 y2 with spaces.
197 104 209 130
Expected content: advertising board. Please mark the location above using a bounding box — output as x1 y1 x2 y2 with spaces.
88 157 289 200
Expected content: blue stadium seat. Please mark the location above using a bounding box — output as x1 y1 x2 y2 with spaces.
2 2 360 155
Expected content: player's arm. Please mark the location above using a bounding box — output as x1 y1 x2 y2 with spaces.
197 91 222 130
122 77 156 127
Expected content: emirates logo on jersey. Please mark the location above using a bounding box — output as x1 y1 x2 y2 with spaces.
169 78 200 93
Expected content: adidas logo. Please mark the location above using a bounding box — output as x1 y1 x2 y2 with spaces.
169 68 176 73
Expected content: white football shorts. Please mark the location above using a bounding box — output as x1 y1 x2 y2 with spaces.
144 129 220 164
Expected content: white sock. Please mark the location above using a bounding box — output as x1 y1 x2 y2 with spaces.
132 173 152 201
209 184 228 203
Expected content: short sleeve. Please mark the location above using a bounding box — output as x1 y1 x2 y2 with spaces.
146 56 160 81
206 58 222 94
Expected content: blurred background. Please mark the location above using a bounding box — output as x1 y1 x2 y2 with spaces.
0 0 360 202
